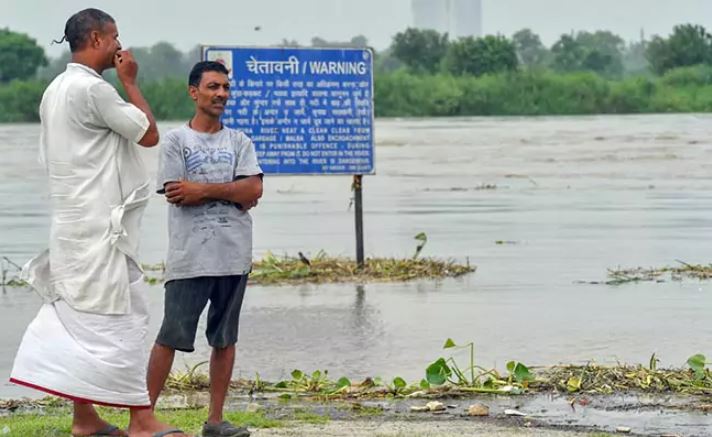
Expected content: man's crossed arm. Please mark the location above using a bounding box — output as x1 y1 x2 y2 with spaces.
164 175 263 209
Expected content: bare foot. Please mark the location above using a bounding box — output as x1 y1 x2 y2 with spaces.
72 403 127 436
128 408 190 437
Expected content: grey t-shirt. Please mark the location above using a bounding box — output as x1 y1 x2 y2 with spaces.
157 124 263 282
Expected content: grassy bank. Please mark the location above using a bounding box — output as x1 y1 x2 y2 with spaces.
374 65 712 116
0 407 282 436
3 342 708 436
0 406 617 437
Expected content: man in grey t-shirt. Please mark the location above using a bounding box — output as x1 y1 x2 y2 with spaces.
147 61 263 437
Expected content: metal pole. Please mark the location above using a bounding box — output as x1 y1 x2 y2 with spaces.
353 174 364 269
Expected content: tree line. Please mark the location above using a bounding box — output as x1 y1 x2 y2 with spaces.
3 24 712 121
385 24 712 78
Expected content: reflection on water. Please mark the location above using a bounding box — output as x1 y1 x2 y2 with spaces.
2 115 712 399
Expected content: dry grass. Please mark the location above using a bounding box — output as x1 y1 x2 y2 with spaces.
138 252 475 286
249 251 475 285
530 363 712 395
607 260 712 285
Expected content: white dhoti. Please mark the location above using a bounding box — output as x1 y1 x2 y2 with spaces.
10 275 151 408
11 63 158 408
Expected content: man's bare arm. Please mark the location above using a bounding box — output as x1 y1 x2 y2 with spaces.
115 50 159 147
164 176 263 206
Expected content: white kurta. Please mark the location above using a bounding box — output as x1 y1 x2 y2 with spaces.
11 63 153 407
24 62 151 315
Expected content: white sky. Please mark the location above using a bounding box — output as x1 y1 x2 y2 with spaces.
4 0 712 58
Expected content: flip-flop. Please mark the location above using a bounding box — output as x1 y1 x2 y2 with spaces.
152 429 185 437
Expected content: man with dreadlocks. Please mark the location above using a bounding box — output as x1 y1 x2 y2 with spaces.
9 8 187 437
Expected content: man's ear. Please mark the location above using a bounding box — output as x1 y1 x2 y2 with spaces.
188 85 198 101
89 30 102 48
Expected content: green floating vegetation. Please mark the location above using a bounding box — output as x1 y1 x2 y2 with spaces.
155 341 712 400
606 260 712 285
139 251 475 287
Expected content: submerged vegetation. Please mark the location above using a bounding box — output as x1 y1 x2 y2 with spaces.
142 251 474 287
249 251 474 285
1 233 475 289
605 260 712 285
1 253 475 289
572 260 712 285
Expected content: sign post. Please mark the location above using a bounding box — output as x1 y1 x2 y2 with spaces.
353 174 364 268
203 46 375 267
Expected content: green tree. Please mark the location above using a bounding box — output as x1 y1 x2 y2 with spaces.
279 39 301 47
131 42 188 81
646 24 712 75
391 28 449 73
0 80 47 122
578 31 625 77
349 35 369 48
551 31 624 77
37 50 72 80
184 45 202 65
551 35 584 72
443 35 518 77
311 35 369 48
512 29 548 67
623 40 650 76
374 48 404 74
0 28 48 82
141 78 194 120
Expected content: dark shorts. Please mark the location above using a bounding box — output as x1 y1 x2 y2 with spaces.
156 275 248 352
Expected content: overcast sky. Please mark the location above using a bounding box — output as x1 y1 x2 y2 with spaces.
5 0 712 58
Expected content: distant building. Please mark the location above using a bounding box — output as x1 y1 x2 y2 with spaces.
412 0 450 35
450 0 483 38
412 0 483 38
